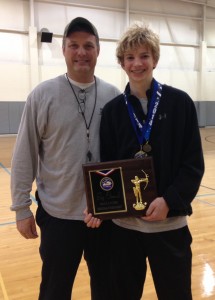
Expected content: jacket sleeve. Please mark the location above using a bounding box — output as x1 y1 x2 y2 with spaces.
163 94 205 216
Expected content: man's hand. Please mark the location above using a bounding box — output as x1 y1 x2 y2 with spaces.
16 215 38 239
141 197 169 221
83 208 102 228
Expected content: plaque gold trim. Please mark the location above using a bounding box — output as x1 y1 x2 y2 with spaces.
89 167 128 216
82 157 157 220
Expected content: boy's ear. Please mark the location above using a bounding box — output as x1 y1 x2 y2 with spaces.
121 62 125 69
153 59 158 69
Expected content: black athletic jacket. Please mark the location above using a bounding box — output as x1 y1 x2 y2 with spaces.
100 80 205 217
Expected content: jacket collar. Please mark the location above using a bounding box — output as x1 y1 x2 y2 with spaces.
124 78 155 101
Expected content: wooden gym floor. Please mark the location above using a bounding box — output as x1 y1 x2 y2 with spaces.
0 128 215 299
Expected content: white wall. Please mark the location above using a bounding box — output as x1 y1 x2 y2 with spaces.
0 0 215 102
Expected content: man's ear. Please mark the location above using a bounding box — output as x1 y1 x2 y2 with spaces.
97 47 100 57
62 45 66 57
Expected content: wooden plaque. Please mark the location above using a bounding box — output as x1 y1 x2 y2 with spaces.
82 157 157 220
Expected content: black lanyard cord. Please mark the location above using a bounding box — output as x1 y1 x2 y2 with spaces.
65 73 97 161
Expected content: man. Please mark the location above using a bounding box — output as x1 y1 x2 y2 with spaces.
98 24 204 300
10 17 120 300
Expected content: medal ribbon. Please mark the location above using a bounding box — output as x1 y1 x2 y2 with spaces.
95 169 115 176
124 79 162 146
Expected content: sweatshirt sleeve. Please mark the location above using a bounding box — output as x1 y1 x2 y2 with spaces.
10 92 41 221
100 102 118 162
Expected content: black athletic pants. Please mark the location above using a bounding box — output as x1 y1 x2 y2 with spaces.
110 222 193 300
35 193 112 300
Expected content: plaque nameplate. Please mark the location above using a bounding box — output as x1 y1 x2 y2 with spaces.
82 157 157 220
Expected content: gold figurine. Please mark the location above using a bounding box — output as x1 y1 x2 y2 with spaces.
131 171 149 210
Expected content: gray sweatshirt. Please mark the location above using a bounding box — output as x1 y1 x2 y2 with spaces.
10 75 120 221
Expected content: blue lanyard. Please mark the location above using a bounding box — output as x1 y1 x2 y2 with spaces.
124 80 162 146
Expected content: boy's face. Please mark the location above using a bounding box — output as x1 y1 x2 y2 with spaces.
122 45 157 84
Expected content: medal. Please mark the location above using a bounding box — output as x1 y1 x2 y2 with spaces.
134 142 152 159
134 150 147 159
124 80 162 160
142 143 152 153
134 145 147 159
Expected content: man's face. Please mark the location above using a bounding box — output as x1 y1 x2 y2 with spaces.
63 31 100 82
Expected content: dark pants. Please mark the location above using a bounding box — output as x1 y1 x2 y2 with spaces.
35 192 112 300
110 222 193 300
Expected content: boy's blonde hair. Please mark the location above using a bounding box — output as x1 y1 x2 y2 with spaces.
116 24 160 65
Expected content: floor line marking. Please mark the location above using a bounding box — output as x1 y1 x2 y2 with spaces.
0 271 9 300
0 162 37 205
0 221 16 227
0 163 11 175
195 198 215 206
197 193 215 198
